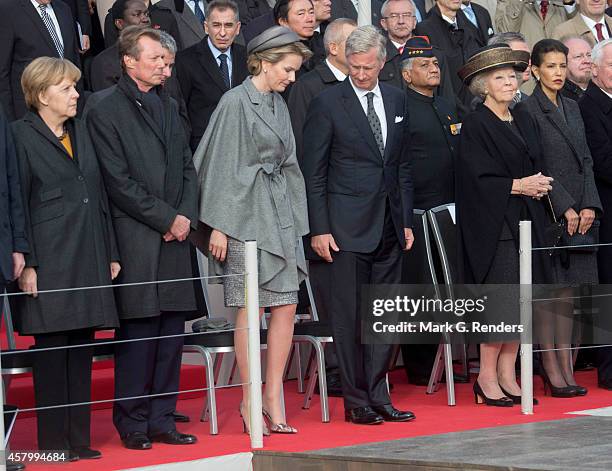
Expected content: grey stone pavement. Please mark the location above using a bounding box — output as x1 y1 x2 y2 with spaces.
311 416 612 471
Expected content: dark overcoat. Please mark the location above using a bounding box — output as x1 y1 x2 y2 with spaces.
456 104 552 284
0 106 28 285
87 75 198 320
579 81 612 283
10 113 118 334
518 86 602 221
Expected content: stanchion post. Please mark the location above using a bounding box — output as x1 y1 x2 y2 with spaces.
245 241 263 449
519 221 534 414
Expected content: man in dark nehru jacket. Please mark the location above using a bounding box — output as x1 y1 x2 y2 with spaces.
396 36 459 385
87 26 198 450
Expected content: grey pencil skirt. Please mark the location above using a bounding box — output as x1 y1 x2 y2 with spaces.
222 237 298 308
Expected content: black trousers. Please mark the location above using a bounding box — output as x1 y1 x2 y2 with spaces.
113 311 185 437
32 329 94 451
319 207 403 410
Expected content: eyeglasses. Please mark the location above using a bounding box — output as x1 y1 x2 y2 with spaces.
383 13 416 21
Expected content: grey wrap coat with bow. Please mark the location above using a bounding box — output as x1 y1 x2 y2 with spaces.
193 77 309 292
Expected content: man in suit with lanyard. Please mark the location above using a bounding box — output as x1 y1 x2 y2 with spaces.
302 25 416 425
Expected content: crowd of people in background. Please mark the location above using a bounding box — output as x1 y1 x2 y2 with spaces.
2 0 612 469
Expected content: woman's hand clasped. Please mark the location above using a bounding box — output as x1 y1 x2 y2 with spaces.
209 229 228 262
110 262 121 280
518 173 554 199
18 267 38 298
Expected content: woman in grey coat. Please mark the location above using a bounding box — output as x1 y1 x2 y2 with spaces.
519 39 602 398
193 27 312 435
12 58 119 459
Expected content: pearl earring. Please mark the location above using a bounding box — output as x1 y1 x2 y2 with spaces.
263 69 268 73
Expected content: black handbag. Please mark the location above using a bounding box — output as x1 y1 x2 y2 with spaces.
544 195 564 256
561 218 600 252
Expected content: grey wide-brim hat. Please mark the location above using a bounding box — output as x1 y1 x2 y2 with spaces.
247 26 302 55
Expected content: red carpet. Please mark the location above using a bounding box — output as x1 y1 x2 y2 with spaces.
7 368 612 471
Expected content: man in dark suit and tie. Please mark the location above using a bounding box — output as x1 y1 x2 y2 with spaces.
153 0 207 49
0 0 81 120
579 38 612 391
288 17 357 162
460 0 493 46
379 0 418 88
303 25 416 425
330 0 385 25
175 0 248 151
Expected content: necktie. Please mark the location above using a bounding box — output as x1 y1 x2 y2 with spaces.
366 92 384 156
218 53 230 88
463 5 478 28
357 0 371 27
193 0 205 24
38 4 64 58
595 23 605 42
540 0 549 21
398 45 404 54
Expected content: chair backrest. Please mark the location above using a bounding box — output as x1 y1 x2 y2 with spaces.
428 204 457 297
402 209 440 296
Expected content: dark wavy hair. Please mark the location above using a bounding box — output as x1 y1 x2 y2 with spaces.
531 38 569 67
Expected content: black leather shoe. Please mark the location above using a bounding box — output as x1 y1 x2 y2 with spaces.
151 430 197 445
73 446 102 459
372 404 416 422
598 379 612 390
172 411 191 423
344 406 384 425
57 451 80 462
315 373 344 397
121 432 152 450
7 461 26 471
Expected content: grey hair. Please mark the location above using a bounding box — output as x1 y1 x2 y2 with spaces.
380 0 417 18
205 0 240 21
159 31 177 55
323 18 357 55
468 72 488 99
345 25 387 63
592 38 612 66
487 31 527 47
401 57 416 71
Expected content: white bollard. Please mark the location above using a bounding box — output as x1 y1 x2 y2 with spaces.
245 241 264 449
519 221 534 415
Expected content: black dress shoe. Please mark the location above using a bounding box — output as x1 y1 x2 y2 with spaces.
372 404 416 422
315 373 344 397
344 406 384 425
73 446 102 459
172 411 191 423
7 461 25 471
122 432 152 450
598 379 612 390
57 451 80 462
151 430 197 445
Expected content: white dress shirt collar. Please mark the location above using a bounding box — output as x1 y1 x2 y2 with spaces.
325 59 347 82
208 37 232 61
30 0 64 48
348 77 387 146
581 14 610 41
600 86 612 101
